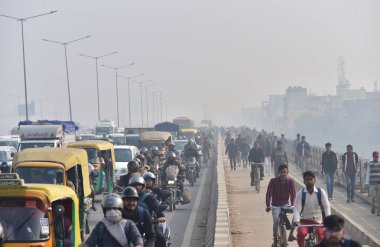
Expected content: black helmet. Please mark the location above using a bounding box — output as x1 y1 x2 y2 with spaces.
136 154 146 163
101 193 123 215
134 157 142 167
189 156 196 165
151 146 159 152
128 160 139 173
53 204 65 217
168 142 175 147
122 186 139 200
167 151 176 159
143 172 156 182
140 147 148 155
128 175 145 188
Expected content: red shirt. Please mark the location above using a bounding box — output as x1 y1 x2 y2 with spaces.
266 176 296 207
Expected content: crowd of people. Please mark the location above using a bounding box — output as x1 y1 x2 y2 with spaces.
221 126 377 247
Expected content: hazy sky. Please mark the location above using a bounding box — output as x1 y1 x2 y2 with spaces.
1 0 380 132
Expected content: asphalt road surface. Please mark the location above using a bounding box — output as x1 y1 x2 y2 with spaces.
87 160 214 246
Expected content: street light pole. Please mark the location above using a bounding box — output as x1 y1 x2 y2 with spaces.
145 84 155 126
117 74 144 127
1 10 57 120
159 91 163 122
43 35 92 121
133 80 152 127
78 51 118 121
102 63 135 127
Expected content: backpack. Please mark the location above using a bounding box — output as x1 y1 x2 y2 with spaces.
97 220 130 247
300 187 325 219
138 193 149 210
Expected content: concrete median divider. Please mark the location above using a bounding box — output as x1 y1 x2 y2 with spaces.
212 137 232 247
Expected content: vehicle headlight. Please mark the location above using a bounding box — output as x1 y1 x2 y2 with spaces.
168 180 175 185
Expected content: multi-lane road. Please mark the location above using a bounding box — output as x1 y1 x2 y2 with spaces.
87 159 215 246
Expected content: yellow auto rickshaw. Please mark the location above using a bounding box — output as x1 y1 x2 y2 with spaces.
12 148 92 239
67 140 116 194
0 173 82 247
178 128 198 141
139 131 172 155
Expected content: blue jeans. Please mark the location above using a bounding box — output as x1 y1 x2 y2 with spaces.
345 173 356 200
271 204 289 237
324 171 335 198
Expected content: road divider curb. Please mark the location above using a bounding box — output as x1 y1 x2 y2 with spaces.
213 137 232 247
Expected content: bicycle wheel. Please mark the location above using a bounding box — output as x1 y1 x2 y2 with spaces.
279 224 287 247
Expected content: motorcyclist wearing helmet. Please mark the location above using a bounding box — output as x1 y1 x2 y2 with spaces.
140 147 149 157
83 193 143 247
147 146 160 166
119 160 140 188
128 176 167 247
165 142 179 158
162 151 186 201
184 139 200 161
121 187 156 247
144 172 164 203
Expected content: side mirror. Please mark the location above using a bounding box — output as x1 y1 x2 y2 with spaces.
56 172 64 185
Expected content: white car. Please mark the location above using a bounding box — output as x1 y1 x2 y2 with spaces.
0 146 17 173
114 145 140 181
0 136 20 150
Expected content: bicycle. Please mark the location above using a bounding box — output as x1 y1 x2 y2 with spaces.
296 223 324 247
272 206 293 247
250 162 263 193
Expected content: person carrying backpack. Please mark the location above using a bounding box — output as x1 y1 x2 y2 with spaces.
83 193 143 247
292 171 331 247
122 187 156 247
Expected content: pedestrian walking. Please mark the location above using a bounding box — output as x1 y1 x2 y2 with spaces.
296 136 311 172
341 144 359 203
225 138 238 171
365 151 380 215
321 143 338 200
271 141 288 176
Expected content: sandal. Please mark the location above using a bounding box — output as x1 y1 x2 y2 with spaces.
288 235 296 242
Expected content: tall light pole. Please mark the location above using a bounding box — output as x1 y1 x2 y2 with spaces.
78 51 118 121
102 63 134 127
118 74 144 127
43 35 92 121
159 91 163 122
1 10 57 120
133 80 152 127
144 84 155 126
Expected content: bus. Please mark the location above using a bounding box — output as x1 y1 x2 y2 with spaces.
173 117 193 129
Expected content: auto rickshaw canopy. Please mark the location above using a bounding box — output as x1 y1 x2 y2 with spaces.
12 147 91 197
140 131 172 141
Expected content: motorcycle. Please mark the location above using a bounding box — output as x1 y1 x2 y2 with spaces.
186 157 197 186
155 203 171 246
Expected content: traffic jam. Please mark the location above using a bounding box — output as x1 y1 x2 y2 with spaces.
0 118 217 247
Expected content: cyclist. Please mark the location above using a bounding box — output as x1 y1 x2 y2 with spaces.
293 171 331 247
202 137 212 162
315 215 361 247
248 141 265 184
265 164 296 247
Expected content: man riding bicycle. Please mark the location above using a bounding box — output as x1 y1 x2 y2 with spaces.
293 171 331 247
265 164 296 247
248 142 265 185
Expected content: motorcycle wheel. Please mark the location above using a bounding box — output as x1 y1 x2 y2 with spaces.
189 172 194 186
168 192 174 212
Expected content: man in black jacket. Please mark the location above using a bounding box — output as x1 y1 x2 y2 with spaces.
321 143 338 200
121 187 156 247
248 142 265 184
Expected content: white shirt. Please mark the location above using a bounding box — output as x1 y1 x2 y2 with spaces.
293 186 331 222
